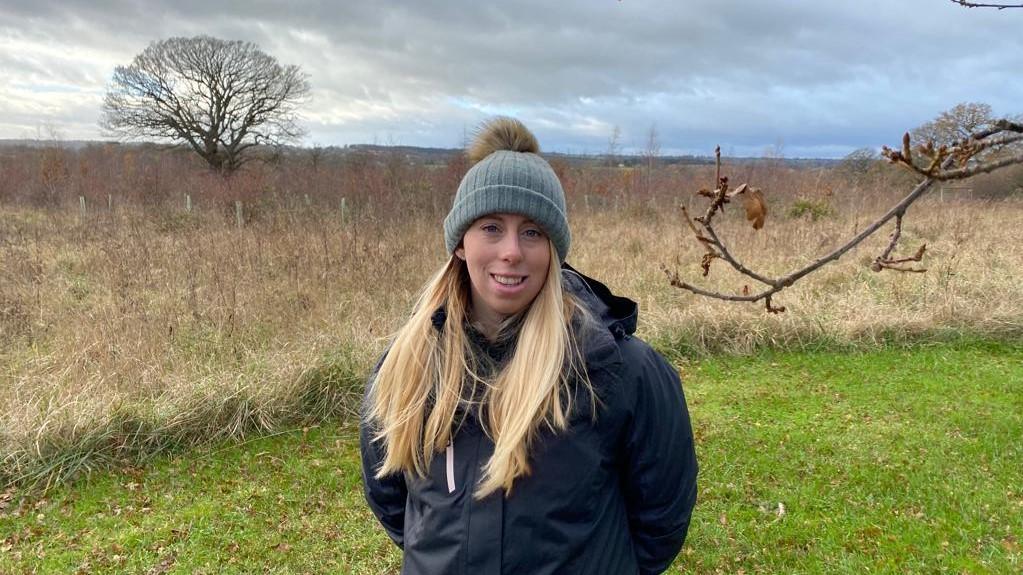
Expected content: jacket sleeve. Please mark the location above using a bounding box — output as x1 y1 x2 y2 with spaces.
618 339 698 575
359 364 408 549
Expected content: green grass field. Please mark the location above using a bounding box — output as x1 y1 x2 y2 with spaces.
2 341 1020 574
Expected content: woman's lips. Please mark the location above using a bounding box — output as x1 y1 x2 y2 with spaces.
491 273 527 293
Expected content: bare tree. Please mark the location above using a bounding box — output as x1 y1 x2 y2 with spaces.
101 35 310 174
605 125 622 168
662 117 1023 313
642 123 661 194
911 102 994 148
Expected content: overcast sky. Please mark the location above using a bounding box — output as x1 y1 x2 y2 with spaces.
1 1 1021 158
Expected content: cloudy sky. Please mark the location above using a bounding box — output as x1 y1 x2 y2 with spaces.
1 0 1021 158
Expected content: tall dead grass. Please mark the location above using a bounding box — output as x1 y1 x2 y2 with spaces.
1 145 1021 489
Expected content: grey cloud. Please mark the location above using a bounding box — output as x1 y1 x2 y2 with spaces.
1 1 1021 156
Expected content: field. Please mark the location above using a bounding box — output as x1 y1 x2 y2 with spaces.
1 342 1020 574
0 144 1021 571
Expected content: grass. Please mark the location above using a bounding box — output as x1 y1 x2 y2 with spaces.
0 425 396 574
2 340 1020 574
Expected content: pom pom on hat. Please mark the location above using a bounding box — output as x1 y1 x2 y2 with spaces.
467 117 540 164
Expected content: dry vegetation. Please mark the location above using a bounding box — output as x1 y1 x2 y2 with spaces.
1 142 1021 489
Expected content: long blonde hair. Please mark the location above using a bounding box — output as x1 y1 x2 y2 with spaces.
367 243 591 498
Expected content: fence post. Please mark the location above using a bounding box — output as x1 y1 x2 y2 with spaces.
341 197 347 225
107 194 113 211
186 194 192 212
235 200 243 229
304 194 311 207
79 196 86 215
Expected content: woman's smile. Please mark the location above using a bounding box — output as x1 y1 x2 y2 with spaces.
491 270 523 284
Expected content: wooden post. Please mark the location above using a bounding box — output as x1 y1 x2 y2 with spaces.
235 200 243 229
584 194 590 211
107 194 113 211
186 194 192 212
304 194 311 207
79 196 86 215
341 197 347 224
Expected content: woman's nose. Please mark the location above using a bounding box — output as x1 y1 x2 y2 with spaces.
499 234 523 262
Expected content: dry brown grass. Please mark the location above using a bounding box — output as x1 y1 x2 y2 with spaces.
1 150 1021 489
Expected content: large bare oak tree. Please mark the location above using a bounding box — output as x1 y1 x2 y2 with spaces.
101 35 310 174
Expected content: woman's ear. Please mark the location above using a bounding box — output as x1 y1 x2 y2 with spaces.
454 247 466 261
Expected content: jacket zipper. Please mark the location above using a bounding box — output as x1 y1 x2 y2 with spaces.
446 442 456 493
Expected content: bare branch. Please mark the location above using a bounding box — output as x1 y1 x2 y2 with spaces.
872 215 927 273
700 223 778 287
950 0 1023 8
696 146 731 226
877 214 906 263
664 118 1023 312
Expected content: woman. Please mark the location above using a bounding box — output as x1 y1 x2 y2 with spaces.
360 118 697 574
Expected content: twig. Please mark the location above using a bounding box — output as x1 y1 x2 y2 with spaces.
699 224 778 287
871 215 926 273
680 205 715 251
680 205 718 276
697 147 731 225
950 0 1023 8
877 214 906 263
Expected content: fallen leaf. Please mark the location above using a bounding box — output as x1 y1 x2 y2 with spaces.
1002 536 1019 552
145 554 176 575
0 487 14 511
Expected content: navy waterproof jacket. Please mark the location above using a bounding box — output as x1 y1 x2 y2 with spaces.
360 266 698 574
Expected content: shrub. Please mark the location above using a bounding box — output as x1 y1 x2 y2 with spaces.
788 198 835 220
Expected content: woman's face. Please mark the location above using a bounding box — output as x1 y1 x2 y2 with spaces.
455 213 552 333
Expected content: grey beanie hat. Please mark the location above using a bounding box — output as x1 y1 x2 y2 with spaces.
443 118 570 262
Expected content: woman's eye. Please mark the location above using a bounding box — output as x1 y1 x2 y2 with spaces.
481 224 500 234
523 228 544 239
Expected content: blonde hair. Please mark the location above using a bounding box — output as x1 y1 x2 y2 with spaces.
367 243 591 498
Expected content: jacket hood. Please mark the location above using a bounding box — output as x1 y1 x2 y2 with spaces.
560 263 638 374
561 263 638 340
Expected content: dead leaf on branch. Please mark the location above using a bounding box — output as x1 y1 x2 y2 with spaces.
701 252 718 277
740 187 767 230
